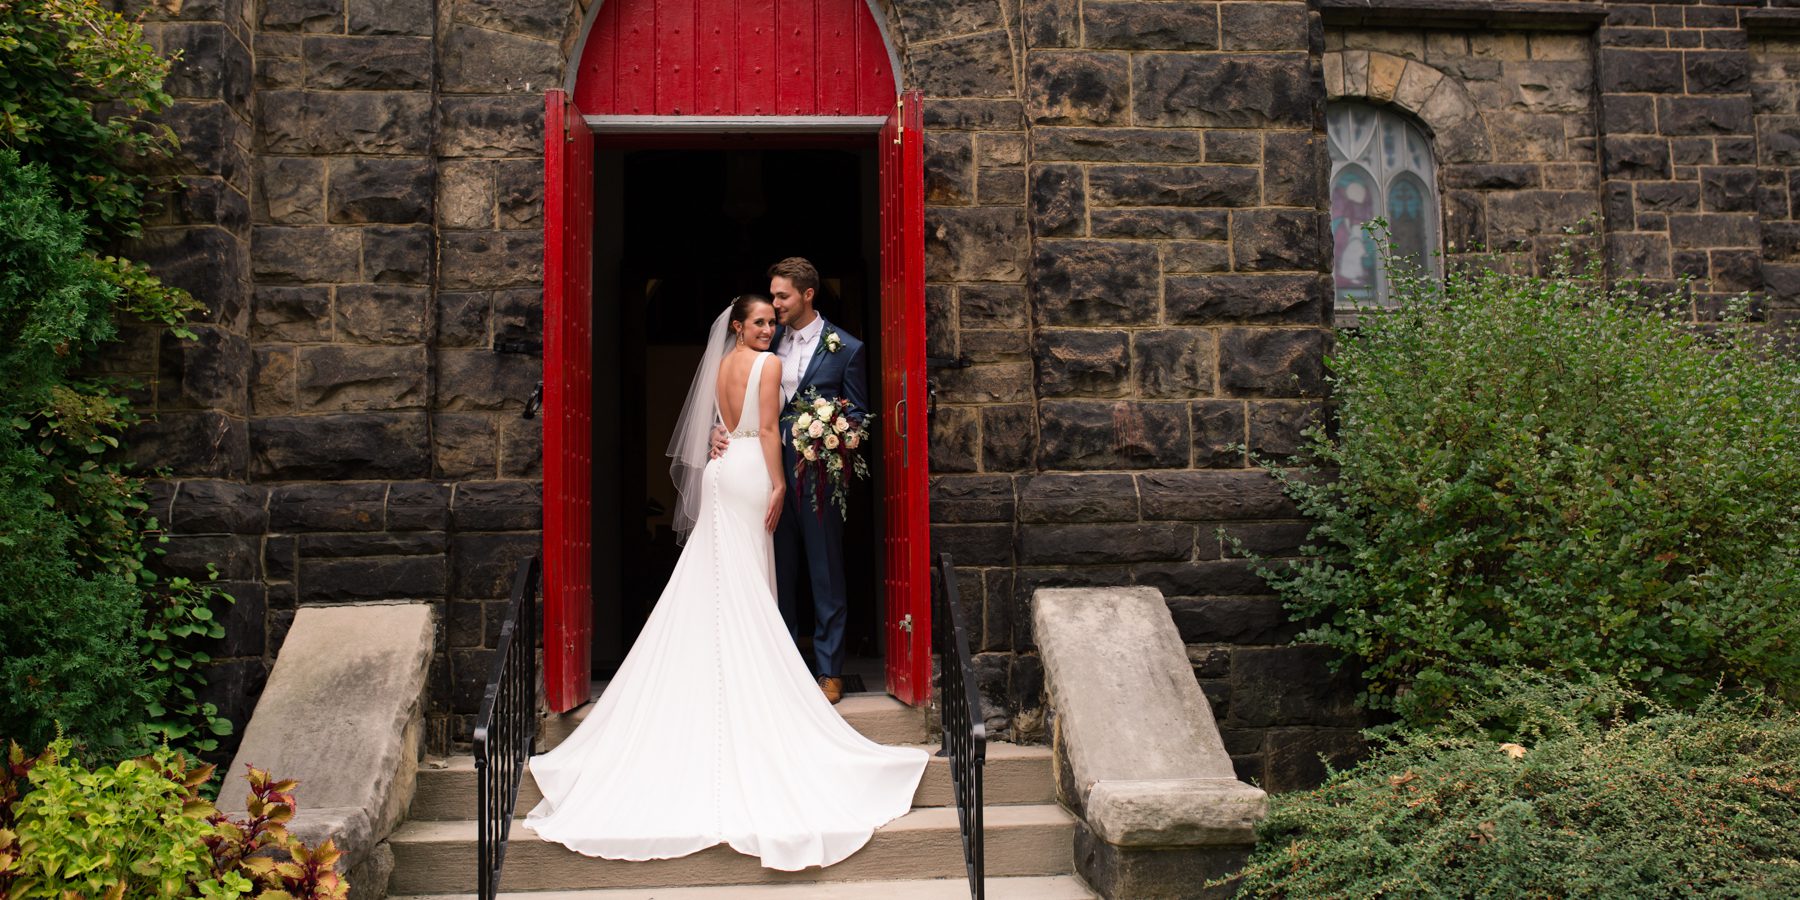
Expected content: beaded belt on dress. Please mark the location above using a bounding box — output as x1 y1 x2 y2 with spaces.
730 428 759 437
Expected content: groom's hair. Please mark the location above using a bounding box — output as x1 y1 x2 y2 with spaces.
768 257 819 295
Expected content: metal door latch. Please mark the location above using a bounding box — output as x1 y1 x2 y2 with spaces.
522 381 544 420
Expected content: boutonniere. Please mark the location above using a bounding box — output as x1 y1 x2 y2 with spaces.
823 329 843 353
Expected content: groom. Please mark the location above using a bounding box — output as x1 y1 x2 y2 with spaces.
714 258 869 705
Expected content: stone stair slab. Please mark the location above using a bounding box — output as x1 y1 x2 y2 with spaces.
387 805 1075 894
389 874 1095 898
408 742 1054 820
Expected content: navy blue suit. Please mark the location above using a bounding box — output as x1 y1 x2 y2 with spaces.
771 316 869 678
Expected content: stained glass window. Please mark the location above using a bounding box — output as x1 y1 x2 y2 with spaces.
1327 103 1441 308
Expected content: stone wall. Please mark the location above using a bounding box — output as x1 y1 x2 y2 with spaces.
117 0 1800 786
912 0 1362 790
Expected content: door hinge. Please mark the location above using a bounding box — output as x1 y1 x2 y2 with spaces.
893 97 904 145
899 613 914 633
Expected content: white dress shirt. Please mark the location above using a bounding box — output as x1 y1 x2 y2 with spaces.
778 315 824 403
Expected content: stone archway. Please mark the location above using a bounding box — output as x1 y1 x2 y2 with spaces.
1324 50 1493 164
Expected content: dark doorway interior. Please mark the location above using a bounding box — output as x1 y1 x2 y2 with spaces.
589 142 886 685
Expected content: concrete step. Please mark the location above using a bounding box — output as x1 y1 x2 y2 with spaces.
409 742 1055 821
389 874 1096 899
387 804 1076 894
539 692 931 751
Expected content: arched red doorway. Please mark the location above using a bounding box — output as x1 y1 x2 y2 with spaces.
542 0 928 713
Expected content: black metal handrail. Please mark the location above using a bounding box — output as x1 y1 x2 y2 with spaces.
933 552 987 900
473 555 541 900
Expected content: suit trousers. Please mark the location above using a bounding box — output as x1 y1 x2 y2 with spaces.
776 436 848 678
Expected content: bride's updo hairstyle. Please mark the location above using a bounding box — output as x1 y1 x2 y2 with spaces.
726 293 771 343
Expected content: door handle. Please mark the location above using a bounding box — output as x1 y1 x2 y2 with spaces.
894 374 908 467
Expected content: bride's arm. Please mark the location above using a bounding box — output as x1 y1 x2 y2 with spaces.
760 357 785 532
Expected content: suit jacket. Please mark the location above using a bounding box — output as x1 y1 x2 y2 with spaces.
773 316 869 424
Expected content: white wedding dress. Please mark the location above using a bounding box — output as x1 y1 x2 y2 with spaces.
523 352 928 871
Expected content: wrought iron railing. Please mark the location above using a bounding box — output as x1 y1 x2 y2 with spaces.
933 552 987 900
473 555 541 900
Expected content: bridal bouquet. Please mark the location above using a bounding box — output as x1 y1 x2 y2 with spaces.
788 390 873 520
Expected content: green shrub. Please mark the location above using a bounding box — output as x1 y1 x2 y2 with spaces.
0 740 350 899
1231 674 1800 898
1261 254 1800 727
0 0 176 239
0 148 228 758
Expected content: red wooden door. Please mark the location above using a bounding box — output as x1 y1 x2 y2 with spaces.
881 91 930 705
543 90 595 713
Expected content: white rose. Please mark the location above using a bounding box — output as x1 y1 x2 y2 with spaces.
803 446 818 461
814 397 831 411
824 433 840 449
833 417 850 433
796 412 813 429
808 421 825 438
845 433 860 449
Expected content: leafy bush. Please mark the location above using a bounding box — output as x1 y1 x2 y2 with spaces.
1261 254 1800 727
0 49 229 757
1230 674 1800 898
0 0 176 239
0 740 349 899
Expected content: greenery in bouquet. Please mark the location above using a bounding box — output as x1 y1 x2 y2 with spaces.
787 390 872 520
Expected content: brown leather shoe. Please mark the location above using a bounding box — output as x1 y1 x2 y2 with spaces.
817 675 844 705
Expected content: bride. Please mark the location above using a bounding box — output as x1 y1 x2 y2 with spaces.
522 294 929 871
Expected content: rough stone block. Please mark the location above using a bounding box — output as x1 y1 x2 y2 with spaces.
921 98 1025 131
1022 523 1195 564
452 480 542 531
1032 127 1201 162
451 533 540 599
1222 2 1307 52
363 224 434 284
1017 473 1138 523
127 411 249 479
1262 728 1366 793
253 225 360 283
1262 130 1323 208
1163 241 1231 274
1084 1 1218 50
1028 163 1085 237
924 131 973 204
1228 646 1362 728
932 363 1034 404
1024 0 1080 48
1599 49 1683 94
434 350 539 411
1038 400 1190 468
296 345 428 410
328 158 432 224
1091 208 1226 241
959 284 1028 329
388 482 453 531
1190 399 1247 468
158 326 249 413
910 30 1017 98
930 523 1015 567
171 480 269 535
1248 399 1322 458
1168 594 1297 646
440 230 543 290
268 482 388 532
299 556 447 602
1140 470 1298 520
1231 209 1327 272
335 285 430 343
1658 95 1753 136
304 36 430 90
1087 165 1261 208
438 95 543 158
348 0 431 34
929 405 980 472
926 207 1029 282
1031 240 1161 325
1133 329 1217 398
253 286 331 342
259 91 434 156
1035 330 1130 397
1167 274 1326 325
440 25 561 93
1073 822 1250 900
499 418 543 478
929 474 1016 523
1133 53 1314 128
981 404 1037 472
257 157 325 225
261 0 343 32
1219 328 1328 397
251 413 431 479
1026 51 1130 125
977 167 1026 205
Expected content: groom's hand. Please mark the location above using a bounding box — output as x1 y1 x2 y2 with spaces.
709 424 729 459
